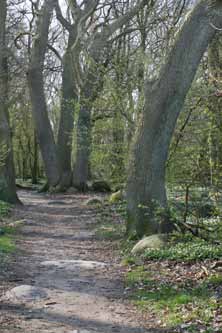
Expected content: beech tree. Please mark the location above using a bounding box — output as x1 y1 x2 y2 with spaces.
0 0 18 203
126 0 222 238
27 0 61 189
54 0 152 191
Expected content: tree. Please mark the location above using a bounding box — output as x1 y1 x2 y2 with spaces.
126 0 222 238
72 0 151 190
27 0 61 189
0 0 18 203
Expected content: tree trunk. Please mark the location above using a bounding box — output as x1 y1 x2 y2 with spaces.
0 0 19 203
57 32 78 189
73 35 104 191
72 2 148 191
126 0 222 238
208 34 222 187
31 131 38 184
73 90 92 191
28 0 61 188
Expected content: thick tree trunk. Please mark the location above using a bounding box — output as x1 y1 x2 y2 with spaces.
126 0 222 238
0 0 19 203
28 0 61 188
73 89 92 191
72 2 148 191
57 33 78 189
73 34 104 191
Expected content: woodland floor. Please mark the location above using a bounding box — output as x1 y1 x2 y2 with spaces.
0 190 163 333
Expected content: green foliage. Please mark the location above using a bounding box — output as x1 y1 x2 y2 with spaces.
0 200 11 217
0 143 9 168
125 266 221 328
143 239 222 261
0 202 16 255
0 235 15 253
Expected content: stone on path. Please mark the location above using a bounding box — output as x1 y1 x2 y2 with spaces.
5 285 48 301
40 260 107 270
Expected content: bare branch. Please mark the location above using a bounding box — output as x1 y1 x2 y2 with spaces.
55 0 72 31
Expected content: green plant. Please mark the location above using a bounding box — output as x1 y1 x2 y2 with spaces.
0 200 11 217
125 266 220 328
143 239 222 261
0 235 15 253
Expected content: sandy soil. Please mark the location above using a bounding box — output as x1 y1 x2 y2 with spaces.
0 190 161 333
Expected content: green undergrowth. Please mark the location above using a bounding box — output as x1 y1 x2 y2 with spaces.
0 200 11 217
143 238 222 261
0 235 16 253
95 201 126 240
94 196 222 331
0 201 16 255
95 198 222 262
125 265 222 330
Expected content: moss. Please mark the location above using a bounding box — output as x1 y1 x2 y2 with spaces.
0 235 15 253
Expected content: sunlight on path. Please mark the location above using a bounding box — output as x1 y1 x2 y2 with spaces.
0 191 148 333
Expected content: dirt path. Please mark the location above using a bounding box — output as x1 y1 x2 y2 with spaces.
0 190 153 333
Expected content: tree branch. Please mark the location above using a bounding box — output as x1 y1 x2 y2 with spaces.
104 0 150 38
55 0 72 31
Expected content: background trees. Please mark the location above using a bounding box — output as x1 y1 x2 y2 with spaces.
0 0 222 243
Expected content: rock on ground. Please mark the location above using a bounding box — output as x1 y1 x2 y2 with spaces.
5 285 48 302
131 234 166 255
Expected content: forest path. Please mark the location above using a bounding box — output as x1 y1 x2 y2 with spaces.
0 190 153 333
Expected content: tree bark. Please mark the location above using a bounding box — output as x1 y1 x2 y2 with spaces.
0 0 19 203
73 80 94 191
57 31 78 189
73 0 148 190
72 33 106 190
208 34 222 187
126 0 222 238
27 0 61 188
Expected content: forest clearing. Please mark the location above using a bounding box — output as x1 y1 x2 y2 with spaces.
0 0 222 332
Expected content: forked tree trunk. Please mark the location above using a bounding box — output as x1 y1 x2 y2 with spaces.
73 1 148 191
57 32 78 189
28 0 61 188
73 33 105 191
126 0 222 238
0 0 19 203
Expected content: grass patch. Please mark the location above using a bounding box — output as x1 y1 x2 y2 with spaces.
0 235 16 253
0 201 17 256
126 266 221 328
